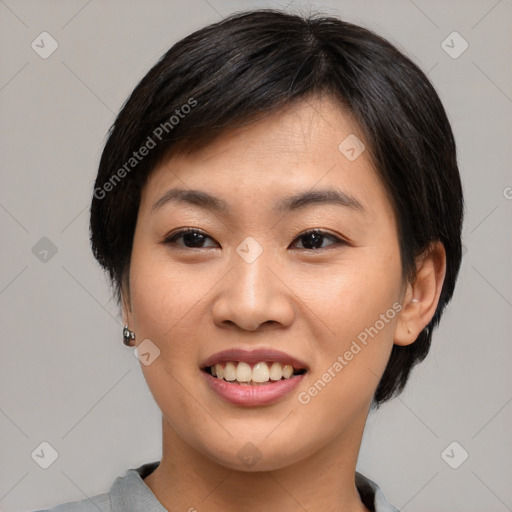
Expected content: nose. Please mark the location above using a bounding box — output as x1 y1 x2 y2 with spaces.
211 246 295 332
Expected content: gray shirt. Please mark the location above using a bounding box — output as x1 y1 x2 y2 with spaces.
31 461 399 512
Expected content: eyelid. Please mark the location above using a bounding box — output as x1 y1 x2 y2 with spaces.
161 227 218 247
290 228 349 249
161 227 350 249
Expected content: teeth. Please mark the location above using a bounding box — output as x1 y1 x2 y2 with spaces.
209 361 302 384
224 362 237 381
269 362 282 381
214 363 224 379
282 364 293 379
236 362 252 382
252 362 270 383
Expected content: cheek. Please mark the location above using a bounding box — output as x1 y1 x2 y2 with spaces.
301 246 402 339
298 246 403 397
127 248 210 430
126 242 218 399
128 239 203 337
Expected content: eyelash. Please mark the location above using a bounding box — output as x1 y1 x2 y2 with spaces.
161 228 349 251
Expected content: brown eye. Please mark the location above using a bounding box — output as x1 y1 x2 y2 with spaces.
163 229 218 249
291 229 346 250
162 228 347 251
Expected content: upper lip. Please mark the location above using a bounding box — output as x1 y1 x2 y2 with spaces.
201 348 309 371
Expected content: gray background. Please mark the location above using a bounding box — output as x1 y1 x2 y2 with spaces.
1 0 511 511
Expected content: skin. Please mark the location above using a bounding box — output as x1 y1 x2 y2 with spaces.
121 94 446 511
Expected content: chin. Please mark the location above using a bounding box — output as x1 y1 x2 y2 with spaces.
198 435 314 473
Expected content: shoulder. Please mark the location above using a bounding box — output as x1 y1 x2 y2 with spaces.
356 472 400 512
28 492 111 512
29 461 161 512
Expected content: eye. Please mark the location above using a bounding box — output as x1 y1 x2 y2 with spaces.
291 229 347 250
161 228 348 251
162 228 218 249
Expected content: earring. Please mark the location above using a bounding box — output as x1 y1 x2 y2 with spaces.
123 326 136 346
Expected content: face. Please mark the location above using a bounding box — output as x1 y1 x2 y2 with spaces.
123 95 406 472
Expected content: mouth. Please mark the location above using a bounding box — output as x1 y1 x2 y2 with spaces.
200 348 308 406
202 361 307 385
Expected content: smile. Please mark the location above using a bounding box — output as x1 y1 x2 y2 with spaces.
204 361 306 384
200 347 309 406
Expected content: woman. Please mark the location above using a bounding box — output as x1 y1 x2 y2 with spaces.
34 8 463 512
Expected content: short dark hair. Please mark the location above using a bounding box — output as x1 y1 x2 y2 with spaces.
90 9 464 405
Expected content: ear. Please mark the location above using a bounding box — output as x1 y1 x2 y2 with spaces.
394 241 447 346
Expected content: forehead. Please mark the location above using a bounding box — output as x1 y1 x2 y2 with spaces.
139 96 395 224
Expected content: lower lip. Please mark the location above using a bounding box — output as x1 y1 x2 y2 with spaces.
202 370 306 407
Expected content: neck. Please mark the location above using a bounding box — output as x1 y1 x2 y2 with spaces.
144 413 371 512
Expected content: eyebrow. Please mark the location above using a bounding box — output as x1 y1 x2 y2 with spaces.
151 187 365 215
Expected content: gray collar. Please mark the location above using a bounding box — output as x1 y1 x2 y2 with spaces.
109 461 165 511
108 461 399 512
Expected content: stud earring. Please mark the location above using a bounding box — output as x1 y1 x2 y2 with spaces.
123 326 136 346
411 298 419 303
